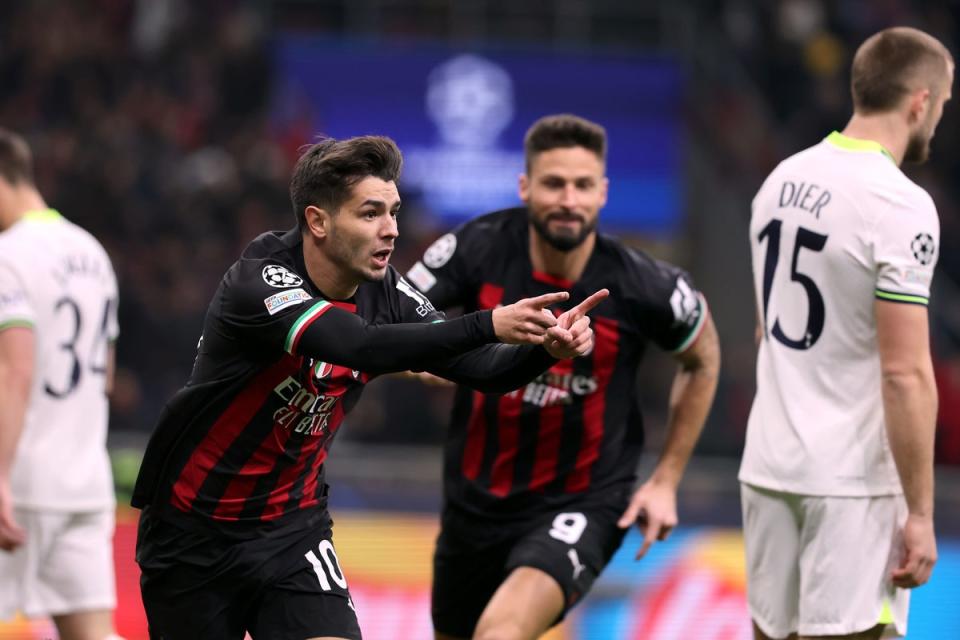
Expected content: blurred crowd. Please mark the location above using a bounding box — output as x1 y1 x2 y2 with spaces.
2 0 959 462
0 1 290 429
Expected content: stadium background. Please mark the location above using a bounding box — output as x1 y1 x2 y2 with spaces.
2 0 960 637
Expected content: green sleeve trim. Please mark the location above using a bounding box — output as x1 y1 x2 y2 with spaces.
671 295 708 354
284 300 331 354
875 289 928 306
0 318 34 331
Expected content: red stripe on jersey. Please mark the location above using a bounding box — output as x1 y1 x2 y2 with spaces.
299 448 328 509
212 422 296 520
532 270 574 289
462 391 488 480
529 358 573 491
477 283 505 310
170 357 297 513
462 282 506 481
566 317 619 493
330 300 357 312
488 391 523 497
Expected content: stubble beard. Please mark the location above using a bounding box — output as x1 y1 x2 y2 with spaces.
530 212 597 252
327 232 385 285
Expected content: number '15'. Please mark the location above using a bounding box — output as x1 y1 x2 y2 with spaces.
757 219 828 350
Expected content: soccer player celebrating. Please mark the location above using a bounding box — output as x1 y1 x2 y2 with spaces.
740 27 952 640
404 114 720 640
132 135 603 640
0 130 123 640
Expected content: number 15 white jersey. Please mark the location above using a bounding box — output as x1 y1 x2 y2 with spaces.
739 132 939 497
0 210 119 510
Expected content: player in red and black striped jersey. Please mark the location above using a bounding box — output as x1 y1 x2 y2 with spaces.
405 115 721 640
131 136 604 640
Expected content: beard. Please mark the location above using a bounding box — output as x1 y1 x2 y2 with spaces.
904 110 938 164
903 129 931 164
530 211 597 252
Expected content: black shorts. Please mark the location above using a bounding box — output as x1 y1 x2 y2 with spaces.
431 488 630 638
136 507 361 640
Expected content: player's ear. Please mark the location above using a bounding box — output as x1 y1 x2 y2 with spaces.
599 176 609 208
907 87 932 124
304 205 331 240
518 173 530 202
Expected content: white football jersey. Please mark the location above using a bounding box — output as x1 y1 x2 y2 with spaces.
739 132 939 497
0 210 119 510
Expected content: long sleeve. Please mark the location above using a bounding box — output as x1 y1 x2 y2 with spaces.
424 343 557 394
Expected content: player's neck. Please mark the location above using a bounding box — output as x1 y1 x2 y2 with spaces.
301 238 359 300
528 229 595 283
0 187 47 231
841 114 908 166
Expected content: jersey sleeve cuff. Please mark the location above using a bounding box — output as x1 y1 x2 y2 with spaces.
671 294 708 354
0 318 34 331
875 289 929 306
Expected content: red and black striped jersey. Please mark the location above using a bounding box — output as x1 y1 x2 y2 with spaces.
132 227 556 537
406 208 708 521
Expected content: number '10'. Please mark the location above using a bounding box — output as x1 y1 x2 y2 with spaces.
757 219 828 350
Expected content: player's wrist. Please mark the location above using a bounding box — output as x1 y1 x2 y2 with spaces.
906 507 934 521
647 470 681 490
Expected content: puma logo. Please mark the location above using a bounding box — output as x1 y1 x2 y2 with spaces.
567 548 586 581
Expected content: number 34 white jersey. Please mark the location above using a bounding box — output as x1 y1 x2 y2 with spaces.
0 210 119 510
739 132 939 497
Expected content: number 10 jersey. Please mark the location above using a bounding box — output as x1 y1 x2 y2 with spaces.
0 210 119 510
739 132 939 497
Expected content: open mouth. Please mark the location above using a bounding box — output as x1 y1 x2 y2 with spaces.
371 249 392 267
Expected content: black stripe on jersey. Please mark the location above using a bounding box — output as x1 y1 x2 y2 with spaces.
545 354 596 495
474 394 504 488
508 397 546 492
236 433 309 521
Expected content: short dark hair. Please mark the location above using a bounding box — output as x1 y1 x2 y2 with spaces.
851 27 953 114
0 129 34 186
289 135 403 230
523 114 607 172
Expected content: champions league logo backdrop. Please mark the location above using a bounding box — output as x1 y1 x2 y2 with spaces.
271 38 684 235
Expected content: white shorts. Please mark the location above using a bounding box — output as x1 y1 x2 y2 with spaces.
0 507 116 620
740 483 909 638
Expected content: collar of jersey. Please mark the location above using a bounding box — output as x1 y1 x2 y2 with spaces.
825 131 896 164
22 208 63 222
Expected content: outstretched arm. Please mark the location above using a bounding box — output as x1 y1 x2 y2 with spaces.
294 292 570 374
618 311 720 559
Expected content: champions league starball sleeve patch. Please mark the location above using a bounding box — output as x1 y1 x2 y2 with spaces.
262 264 304 288
0 263 34 328
874 207 938 305
423 233 457 269
911 232 936 266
